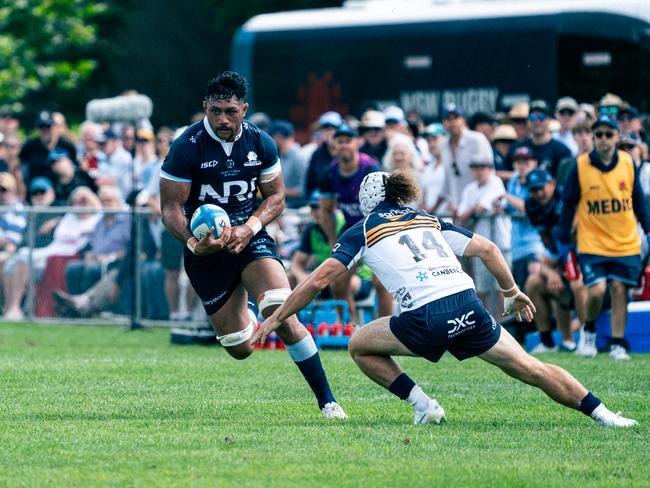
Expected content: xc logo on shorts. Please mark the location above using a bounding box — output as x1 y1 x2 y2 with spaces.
447 310 476 337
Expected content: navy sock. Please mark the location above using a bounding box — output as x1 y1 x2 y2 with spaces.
294 353 336 409
611 337 628 349
388 373 416 400
584 320 596 333
540 331 555 348
577 392 601 415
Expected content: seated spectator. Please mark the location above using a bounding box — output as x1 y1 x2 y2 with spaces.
25 177 59 244
49 149 97 204
268 120 308 208
492 124 517 180
289 192 372 301
358 110 388 162
304 111 343 198
99 129 133 198
420 123 446 214
553 97 579 156
457 158 511 315
0 132 26 200
2 187 101 319
64 186 130 296
383 106 408 139
134 128 158 189
382 133 423 172
77 121 106 177
0 173 26 298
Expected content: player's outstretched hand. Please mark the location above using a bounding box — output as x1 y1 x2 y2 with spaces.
193 226 232 255
251 316 281 344
503 290 536 323
225 225 254 255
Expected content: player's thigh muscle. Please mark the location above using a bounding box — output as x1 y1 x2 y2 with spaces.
207 282 250 336
241 258 291 308
349 317 417 357
478 326 535 372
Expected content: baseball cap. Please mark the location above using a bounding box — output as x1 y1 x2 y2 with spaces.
308 191 322 208
319 111 343 129
35 110 53 128
383 106 405 124
423 122 445 137
469 112 495 128
529 100 549 114
508 102 529 120
619 105 639 119
555 97 578 113
334 124 358 138
526 169 553 190
618 132 641 147
469 157 494 168
359 110 385 129
492 124 517 142
29 176 53 193
268 119 294 138
441 103 464 119
592 114 619 131
136 128 155 142
47 148 71 163
512 146 535 161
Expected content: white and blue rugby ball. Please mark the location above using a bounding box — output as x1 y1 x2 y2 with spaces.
190 204 230 240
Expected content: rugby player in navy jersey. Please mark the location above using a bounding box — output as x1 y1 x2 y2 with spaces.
254 170 637 428
159 71 346 419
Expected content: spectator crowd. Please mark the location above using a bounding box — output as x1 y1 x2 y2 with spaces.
1 91 649 359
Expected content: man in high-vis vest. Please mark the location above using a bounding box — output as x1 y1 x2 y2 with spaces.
557 115 650 360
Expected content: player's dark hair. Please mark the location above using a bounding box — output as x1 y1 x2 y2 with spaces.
384 170 422 206
204 71 248 102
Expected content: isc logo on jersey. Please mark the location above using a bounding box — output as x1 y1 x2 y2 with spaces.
199 178 258 204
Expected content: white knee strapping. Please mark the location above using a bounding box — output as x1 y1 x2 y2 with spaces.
258 288 291 314
217 320 255 347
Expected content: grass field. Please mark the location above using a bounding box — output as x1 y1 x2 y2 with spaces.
0 323 648 487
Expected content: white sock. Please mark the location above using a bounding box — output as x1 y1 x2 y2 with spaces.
407 385 431 412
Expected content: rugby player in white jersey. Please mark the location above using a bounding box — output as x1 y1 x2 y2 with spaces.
254 170 638 428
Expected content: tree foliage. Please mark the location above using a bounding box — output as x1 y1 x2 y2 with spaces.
0 0 107 113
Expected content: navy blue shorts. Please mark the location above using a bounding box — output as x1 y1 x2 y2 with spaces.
578 253 642 288
389 289 501 363
184 230 281 315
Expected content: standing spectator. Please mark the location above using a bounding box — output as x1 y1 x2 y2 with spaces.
64 186 130 295
304 111 342 198
0 111 20 136
492 124 518 180
556 120 594 191
439 103 494 216
319 124 391 320
502 147 544 289
358 110 388 162
457 158 511 314
553 97 579 156
19 110 77 184
100 129 133 198
468 112 496 141
617 133 644 167
383 106 408 139
382 133 423 172
507 100 572 176
268 120 308 208
524 169 580 353
558 115 650 360
25 177 59 247
49 149 97 204
420 123 446 214
577 103 596 123
618 106 642 139
76 121 106 177
134 128 158 189
508 102 529 141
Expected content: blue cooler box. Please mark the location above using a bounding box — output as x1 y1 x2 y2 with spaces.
596 301 650 353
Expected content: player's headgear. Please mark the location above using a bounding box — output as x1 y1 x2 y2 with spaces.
359 171 390 216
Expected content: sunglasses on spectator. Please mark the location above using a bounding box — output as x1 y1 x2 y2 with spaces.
558 109 575 116
528 113 547 122
594 131 615 139
618 114 636 121
0 186 7 193
31 189 46 196
451 160 461 177
600 107 618 116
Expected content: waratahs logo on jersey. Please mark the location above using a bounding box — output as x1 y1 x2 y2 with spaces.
244 151 261 167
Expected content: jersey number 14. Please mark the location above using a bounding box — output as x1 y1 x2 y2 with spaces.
399 231 449 262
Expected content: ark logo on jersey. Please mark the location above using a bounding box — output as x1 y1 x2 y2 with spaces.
244 151 262 167
201 159 220 169
199 178 258 203
447 310 476 337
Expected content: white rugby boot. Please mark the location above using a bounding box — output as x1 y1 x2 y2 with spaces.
576 329 597 357
414 398 446 425
321 402 348 419
531 343 558 354
591 404 638 428
608 344 631 361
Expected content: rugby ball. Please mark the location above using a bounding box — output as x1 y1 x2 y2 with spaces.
190 204 230 240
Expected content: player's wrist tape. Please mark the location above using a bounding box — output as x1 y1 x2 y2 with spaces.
186 237 198 254
503 291 522 314
245 216 263 236
497 284 518 293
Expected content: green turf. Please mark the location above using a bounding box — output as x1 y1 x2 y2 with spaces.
0 323 648 487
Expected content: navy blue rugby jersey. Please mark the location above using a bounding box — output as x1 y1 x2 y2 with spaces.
160 118 280 225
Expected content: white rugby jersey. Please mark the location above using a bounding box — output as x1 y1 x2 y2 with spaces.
330 203 475 312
